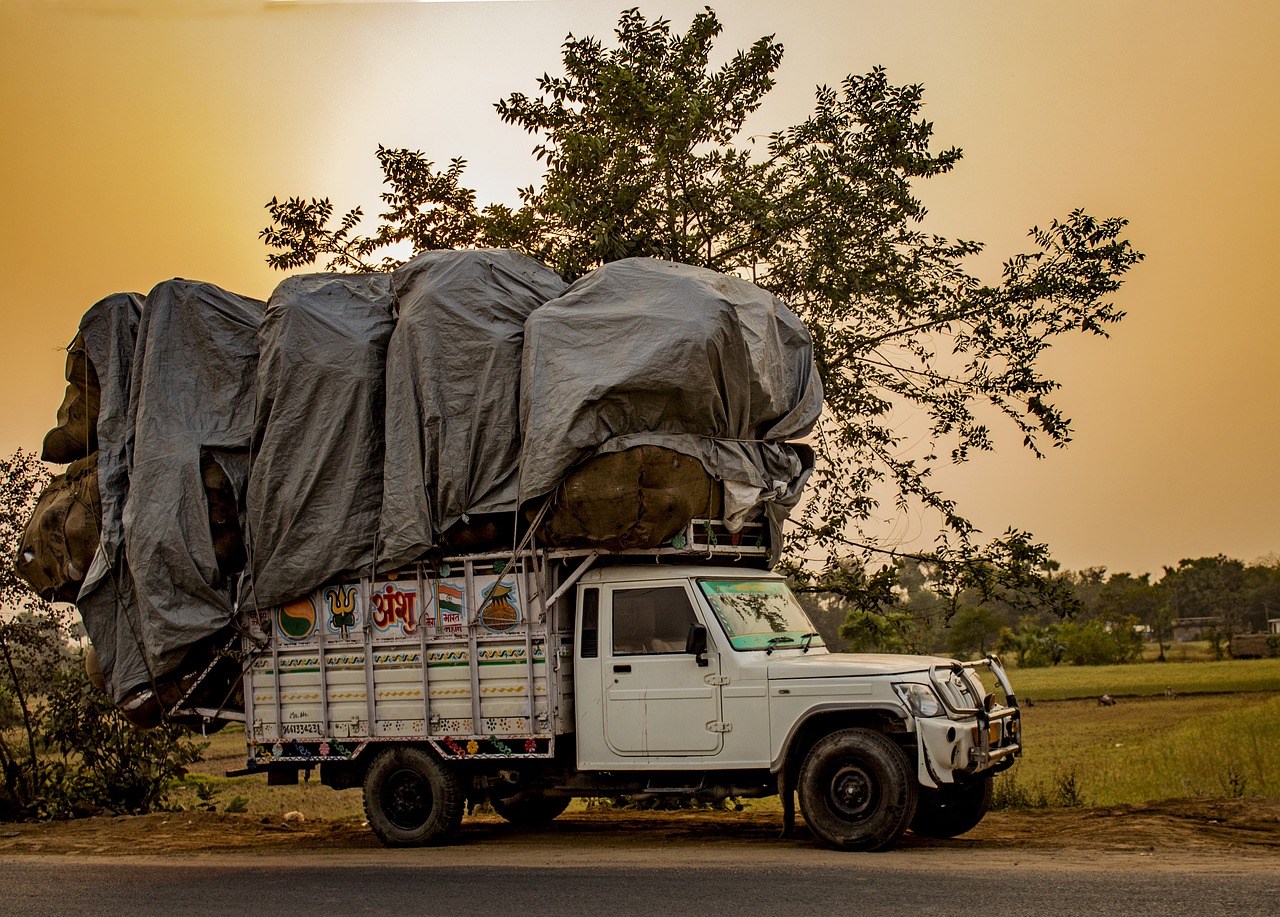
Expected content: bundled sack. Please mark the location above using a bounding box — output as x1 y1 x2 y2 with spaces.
243 273 395 608
378 249 566 568
15 453 101 604
41 332 100 463
519 258 823 557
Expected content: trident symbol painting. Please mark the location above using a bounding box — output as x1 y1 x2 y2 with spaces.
326 584 358 639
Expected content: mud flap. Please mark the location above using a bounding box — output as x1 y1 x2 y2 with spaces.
778 760 795 838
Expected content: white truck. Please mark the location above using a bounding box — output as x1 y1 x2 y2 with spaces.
229 519 1021 852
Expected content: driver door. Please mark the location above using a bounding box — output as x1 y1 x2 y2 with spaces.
602 582 723 756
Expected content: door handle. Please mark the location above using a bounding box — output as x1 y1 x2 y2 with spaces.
613 664 632 673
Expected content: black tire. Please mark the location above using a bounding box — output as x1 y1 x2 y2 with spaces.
363 746 464 847
491 792 572 826
910 776 993 838
797 728 917 851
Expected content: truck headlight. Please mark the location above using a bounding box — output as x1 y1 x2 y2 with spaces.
894 682 944 717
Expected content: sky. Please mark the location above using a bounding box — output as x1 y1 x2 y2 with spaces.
1 0 1277 578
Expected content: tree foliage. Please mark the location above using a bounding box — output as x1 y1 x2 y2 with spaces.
261 7 1142 606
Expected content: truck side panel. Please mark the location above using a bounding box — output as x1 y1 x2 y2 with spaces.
244 556 556 762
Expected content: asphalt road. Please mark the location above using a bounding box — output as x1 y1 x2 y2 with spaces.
4 855 1278 917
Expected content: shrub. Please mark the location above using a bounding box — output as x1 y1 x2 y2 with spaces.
41 662 207 817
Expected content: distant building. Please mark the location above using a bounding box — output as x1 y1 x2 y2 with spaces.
1171 616 1221 643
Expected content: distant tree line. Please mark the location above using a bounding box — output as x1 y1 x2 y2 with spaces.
796 553 1280 665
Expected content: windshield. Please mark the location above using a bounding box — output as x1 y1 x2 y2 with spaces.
697 578 824 651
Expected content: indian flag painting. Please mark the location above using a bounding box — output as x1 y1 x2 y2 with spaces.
479 579 520 632
437 581 464 637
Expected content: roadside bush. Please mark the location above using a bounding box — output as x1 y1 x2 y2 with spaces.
42 662 207 817
1 449 206 820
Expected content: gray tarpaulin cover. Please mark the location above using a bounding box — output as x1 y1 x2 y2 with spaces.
112 280 263 696
63 254 821 701
377 249 566 570
243 273 394 608
75 292 145 701
519 258 823 552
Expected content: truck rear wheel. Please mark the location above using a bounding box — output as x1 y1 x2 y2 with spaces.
910 775 992 838
363 746 464 847
491 792 572 826
797 728 917 851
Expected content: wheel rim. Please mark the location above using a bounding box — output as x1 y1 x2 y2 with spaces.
382 766 432 830
828 763 877 820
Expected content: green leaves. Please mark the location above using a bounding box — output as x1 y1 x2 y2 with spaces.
494 6 782 277
261 148 491 273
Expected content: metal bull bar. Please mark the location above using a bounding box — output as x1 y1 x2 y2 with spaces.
929 653 1022 772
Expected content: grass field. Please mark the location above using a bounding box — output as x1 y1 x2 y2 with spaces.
1002 656 1280 701
176 656 1280 818
993 692 1280 807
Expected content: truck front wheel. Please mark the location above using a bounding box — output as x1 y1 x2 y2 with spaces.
363 746 464 847
910 775 993 838
797 728 917 851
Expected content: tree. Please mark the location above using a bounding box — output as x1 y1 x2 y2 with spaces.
1161 556 1247 643
0 449 62 817
1241 557 1280 634
262 7 1141 606
946 605 1006 658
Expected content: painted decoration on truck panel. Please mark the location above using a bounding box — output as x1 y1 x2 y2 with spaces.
371 581 419 637
323 584 359 639
436 581 464 636
277 596 317 641
478 579 520 632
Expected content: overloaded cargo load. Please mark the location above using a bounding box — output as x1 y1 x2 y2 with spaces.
18 251 822 722
26 292 144 697
67 281 263 704
119 280 264 687
243 273 395 608
378 249 567 570
519 258 823 559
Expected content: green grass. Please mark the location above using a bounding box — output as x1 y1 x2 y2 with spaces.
1004 657 1280 701
993 692 1280 807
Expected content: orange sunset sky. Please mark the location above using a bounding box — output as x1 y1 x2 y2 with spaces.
1 0 1277 577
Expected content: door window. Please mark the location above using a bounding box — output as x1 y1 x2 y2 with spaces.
611 586 696 655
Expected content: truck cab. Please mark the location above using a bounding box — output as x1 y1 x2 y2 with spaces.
566 564 1021 850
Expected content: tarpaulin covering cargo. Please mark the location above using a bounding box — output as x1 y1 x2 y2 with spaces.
62 292 145 701
519 258 822 559
377 249 567 570
75 281 263 701
242 273 395 608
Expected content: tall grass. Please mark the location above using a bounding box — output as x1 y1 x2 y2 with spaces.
993 693 1280 807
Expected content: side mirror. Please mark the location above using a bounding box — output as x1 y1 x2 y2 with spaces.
685 623 709 667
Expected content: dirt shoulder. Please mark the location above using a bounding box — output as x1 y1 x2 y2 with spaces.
2 797 1278 865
